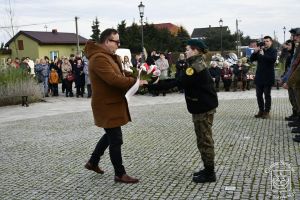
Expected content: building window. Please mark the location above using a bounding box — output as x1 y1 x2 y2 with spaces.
50 51 59 61
18 40 24 50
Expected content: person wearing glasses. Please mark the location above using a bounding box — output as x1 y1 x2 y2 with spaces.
250 36 277 119
84 28 147 184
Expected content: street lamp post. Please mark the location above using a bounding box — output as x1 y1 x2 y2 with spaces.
283 26 286 42
236 19 241 57
219 18 223 55
138 1 145 62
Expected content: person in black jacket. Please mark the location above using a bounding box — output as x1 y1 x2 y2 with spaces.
232 60 249 91
175 53 187 93
283 40 295 75
178 39 218 183
146 50 159 66
280 39 297 120
250 36 277 119
74 58 85 97
153 43 219 175
209 61 221 92
159 44 218 175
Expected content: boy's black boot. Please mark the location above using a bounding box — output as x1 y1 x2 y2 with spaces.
192 167 216 183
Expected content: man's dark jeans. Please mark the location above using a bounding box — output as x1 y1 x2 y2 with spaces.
89 127 126 177
256 84 272 112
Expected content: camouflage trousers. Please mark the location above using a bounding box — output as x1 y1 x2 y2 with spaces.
192 109 216 168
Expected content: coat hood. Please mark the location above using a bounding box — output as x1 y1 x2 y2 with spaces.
84 40 112 59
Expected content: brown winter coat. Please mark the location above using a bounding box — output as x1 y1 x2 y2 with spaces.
84 40 136 128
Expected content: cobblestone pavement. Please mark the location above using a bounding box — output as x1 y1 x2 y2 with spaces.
0 89 299 199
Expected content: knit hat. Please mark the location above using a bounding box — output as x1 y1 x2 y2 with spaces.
210 61 218 66
187 39 208 52
212 53 224 62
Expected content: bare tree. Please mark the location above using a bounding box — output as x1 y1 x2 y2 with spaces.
3 0 19 57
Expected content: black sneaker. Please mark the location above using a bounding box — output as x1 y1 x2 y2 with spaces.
291 127 300 133
293 137 300 142
192 171 216 183
285 115 298 121
193 169 205 177
288 121 300 127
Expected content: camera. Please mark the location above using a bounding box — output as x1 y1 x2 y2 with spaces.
257 41 265 48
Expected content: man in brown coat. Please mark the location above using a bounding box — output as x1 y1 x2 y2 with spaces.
84 28 146 183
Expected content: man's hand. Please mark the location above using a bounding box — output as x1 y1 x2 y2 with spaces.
254 47 260 53
259 49 264 55
139 80 148 86
282 83 288 89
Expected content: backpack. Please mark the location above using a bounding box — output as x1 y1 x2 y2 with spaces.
49 70 59 84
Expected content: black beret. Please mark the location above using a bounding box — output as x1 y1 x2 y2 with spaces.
290 28 300 35
289 28 296 34
187 39 208 52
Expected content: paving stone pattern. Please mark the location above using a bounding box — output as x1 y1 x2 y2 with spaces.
0 95 299 199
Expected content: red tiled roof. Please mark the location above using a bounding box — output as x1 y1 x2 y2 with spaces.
5 30 88 46
153 23 179 35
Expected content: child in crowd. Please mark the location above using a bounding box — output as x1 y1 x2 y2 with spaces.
49 68 59 96
65 71 74 97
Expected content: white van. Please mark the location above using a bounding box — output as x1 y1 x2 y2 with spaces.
115 48 133 73
115 48 132 62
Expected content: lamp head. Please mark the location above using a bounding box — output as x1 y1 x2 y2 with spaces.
138 2 145 18
219 18 223 27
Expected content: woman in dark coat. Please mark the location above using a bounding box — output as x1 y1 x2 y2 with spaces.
74 59 85 97
221 61 233 91
175 53 188 93
232 60 249 91
208 61 221 92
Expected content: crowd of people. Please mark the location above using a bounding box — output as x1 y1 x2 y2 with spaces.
206 55 253 92
123 49 255 99
4 44 257 102
5 54 92 100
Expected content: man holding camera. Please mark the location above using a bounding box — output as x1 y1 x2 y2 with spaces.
250 36 277 119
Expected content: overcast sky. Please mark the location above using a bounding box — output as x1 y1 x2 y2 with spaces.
0 0 299 45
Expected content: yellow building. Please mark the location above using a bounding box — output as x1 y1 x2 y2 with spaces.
5 29 88 60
